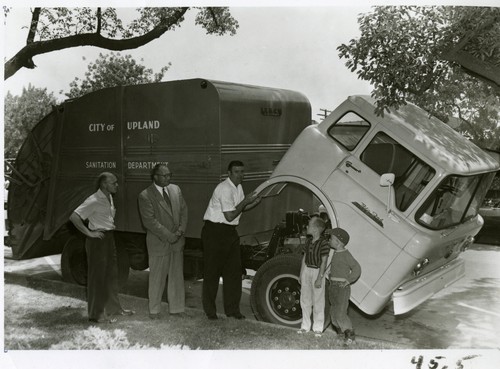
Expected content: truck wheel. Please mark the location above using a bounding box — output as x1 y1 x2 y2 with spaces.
114 232 148 271
250 254 302 327
61 237 88 286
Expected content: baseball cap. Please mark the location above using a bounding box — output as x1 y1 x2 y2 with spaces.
330 227 350 246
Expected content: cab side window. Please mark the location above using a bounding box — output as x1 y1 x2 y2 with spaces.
360 132 435 211
328 112 371 151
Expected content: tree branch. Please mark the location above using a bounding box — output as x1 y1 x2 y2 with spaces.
439 12 500 92
209 7 220 29
453 103 472 131
27 7 40 44
444 50 500 93
96 8 102 34
4 7 189 80
445 12 500 57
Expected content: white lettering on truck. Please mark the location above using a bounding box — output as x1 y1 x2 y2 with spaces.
127 161 167 170
88 124 115 132
127 120 160 130
85 161 117 169
89 124 105 132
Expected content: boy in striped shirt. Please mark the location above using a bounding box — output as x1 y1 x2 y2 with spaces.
298 216 330 336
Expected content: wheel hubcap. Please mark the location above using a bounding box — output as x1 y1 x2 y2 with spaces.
269 277 301 322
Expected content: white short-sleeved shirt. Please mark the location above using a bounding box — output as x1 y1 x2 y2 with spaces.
203 178 244 225
74 189 116 231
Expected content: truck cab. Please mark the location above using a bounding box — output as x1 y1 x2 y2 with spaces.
248 95 498 325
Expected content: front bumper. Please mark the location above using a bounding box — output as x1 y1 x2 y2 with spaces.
392 258 465 315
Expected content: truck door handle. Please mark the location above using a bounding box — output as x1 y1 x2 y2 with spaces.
346 161 361 173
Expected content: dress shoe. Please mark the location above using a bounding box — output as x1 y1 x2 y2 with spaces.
206 314 218 320
115 309 135 316
344 329 356 345
149 313 161 320
170 312 190 318
226 313 245 320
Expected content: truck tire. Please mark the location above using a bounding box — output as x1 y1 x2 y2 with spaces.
61 236 88 286
61 236 130 288
114 232 148 271
250 254 302 327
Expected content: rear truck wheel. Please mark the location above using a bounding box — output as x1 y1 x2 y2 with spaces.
61 236 87 285
115 232 148 271
250 254 302 327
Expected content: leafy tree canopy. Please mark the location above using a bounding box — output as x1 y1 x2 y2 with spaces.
4 85 57 157
65 52 170 99
5 7 238 80
337 6 500 150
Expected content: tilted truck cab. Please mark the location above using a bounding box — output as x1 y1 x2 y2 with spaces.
249 95 499 326
6 80 498 329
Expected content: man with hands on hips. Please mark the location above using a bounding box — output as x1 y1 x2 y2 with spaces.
69 172 135 323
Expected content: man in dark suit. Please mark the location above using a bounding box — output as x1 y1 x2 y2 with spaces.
138 164 188 319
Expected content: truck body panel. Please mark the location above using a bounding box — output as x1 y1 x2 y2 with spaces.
7 78 311 260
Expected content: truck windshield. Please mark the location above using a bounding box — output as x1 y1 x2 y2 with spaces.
416 172 496 230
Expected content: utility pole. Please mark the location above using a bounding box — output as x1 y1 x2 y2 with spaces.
317 108 332 121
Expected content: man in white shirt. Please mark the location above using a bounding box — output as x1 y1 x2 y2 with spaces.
69 172 135 323
201 160 260 320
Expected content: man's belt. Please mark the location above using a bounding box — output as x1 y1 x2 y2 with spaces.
92 228 114 232
204 220 236 228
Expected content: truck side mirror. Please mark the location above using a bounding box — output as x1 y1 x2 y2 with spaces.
380 173 396 216
380 173 395 187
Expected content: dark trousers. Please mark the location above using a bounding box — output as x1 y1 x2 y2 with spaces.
85 232 122 320
201 221 242 317
328 282 353 333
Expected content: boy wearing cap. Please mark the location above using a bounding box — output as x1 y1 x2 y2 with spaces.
328 228 361 344
298 216 330 337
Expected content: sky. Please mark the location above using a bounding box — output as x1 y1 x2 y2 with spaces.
2 5 375 118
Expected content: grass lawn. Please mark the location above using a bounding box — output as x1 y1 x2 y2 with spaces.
4 280 406 350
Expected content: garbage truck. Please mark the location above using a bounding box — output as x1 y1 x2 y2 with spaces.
5 78 313 286
6 78 499 328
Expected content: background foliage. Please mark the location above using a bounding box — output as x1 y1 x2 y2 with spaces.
338 6 500 150
65 52 170 99
4 85 57 158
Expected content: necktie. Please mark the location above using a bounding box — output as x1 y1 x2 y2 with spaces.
162 188 172 211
